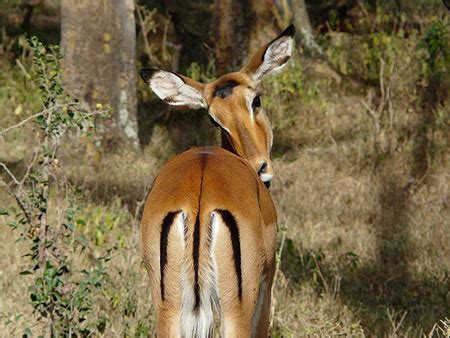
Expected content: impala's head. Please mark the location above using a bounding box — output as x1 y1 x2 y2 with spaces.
141 25 295 183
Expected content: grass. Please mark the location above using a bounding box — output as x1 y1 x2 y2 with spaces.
1 9 449 337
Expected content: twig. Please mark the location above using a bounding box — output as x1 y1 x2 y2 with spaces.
427 322 438 337
38 107 55 267
15 59 35 89
332 273 342 299
136 2 159 66
269 228 287 330
378 58 387 116
0 162 21 186
0 112 44 136
0 103 89 136
161 14 170 62
134 198 146 223
313 253 329 293
386 308 408 334
362 99 381 136
0 168 32 226
20 147 39 186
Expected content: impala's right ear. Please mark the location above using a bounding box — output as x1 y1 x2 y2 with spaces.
140 68 207 109
242 24 295 82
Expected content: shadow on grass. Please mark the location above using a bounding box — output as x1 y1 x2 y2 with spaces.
337 173 448 333
279 79 449 334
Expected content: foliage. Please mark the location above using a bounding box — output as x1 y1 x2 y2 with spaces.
417 18 449 80
1 1 449 336
185 60 217 83
0 35 41 131
0 36 109 336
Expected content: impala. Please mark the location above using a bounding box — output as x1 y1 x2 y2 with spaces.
140 25 295 337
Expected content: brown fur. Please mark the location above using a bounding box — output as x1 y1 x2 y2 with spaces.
140 26 295 337
140 148 276 337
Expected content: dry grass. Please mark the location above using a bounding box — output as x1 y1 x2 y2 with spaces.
1 13 449 336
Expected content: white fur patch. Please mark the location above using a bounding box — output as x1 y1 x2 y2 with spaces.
175 212 187 246
209 113 230 133
180 212 220 337
254 36 294 81
149 71 206 109
260 172 274 182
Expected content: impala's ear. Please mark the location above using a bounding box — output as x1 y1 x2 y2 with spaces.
242 25 295 82
140 68 207 109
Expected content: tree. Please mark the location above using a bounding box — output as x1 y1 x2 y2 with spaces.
290 0 369 87
290 0 324 58
60 0 139 147
212 0 278 74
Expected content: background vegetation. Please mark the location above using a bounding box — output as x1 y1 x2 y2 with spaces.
0 0 449 336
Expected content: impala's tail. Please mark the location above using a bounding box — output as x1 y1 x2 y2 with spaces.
178 208 243 337
179 210 221 338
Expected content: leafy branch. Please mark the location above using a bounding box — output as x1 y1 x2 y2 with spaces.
0 36 110 336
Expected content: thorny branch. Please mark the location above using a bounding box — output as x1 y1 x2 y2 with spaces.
37 106 54 266
362 57 395 155
135 2 160 66
0 103 79 136
0 112 44 135
270 228 287 331
0 164 33 225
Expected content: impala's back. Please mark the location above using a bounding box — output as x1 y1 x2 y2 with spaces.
139 25 295 337
140 147 276 337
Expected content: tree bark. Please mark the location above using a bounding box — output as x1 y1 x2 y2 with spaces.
212 0 253 74
290 0 373 88
60 0 139 147
291 0 324 57
212 0 278 74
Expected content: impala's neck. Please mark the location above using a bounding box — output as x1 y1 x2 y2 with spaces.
220 131 272 189
220 131 237 155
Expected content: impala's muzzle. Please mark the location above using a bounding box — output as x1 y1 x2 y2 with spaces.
255 159 274 183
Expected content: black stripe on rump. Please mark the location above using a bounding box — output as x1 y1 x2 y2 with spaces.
193 212 201 309
160 211 180 301
193 151 209 310
216 209 242 301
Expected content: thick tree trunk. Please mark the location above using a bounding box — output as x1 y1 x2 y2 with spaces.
291 0 324 57
60 0 139 147
163 0 214 72
213 0 253 74
290 0 372 88
212 0 278 74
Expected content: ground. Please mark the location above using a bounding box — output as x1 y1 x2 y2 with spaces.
0 8 449 337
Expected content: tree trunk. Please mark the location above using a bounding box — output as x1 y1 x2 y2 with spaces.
60 0 139 148
291 0 324 57
212 0 253 74
290 0 372 88
212 0 279 74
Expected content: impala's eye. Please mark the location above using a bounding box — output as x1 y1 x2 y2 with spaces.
252 95 261 111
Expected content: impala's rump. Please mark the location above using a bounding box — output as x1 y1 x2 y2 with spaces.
140 147 276 337
140 24 294 337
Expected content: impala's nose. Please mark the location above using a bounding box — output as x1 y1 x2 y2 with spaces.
257 160 274 183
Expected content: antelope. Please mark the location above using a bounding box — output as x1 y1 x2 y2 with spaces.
140 25 295 337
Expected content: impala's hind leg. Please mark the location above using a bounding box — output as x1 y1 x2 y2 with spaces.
212 211 265 338
155 308 181 337
142 212 186 338
219 276 272 338
252 272 274 338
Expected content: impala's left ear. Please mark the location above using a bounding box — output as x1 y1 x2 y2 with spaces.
242 24 295 82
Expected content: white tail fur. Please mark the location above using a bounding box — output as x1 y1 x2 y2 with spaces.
180 212 220 337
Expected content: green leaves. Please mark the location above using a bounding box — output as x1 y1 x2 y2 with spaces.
417 19 449 80
2 36 111 336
